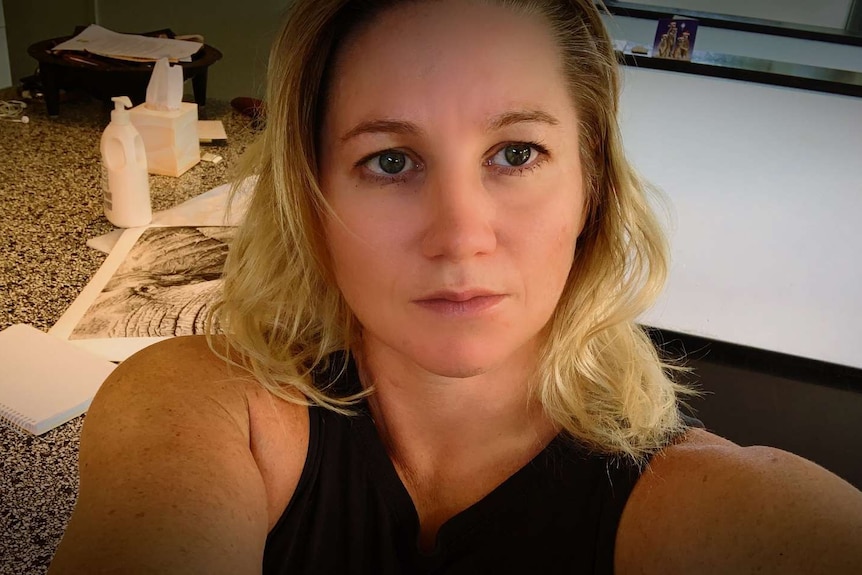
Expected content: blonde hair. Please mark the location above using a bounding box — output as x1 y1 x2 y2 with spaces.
209 0 695 464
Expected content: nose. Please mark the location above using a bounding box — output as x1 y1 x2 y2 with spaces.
420 170 498 261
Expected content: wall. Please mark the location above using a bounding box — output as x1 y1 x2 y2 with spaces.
96 0 286 100
2 0 287 100
3 0 92 88
0 0 11 88
619 67 862 369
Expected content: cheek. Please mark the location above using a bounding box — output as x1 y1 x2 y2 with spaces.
323 205 408 314
324 171 413 246
526 199 582 296
546 221 579 284
521 180 582 250
324 201 408 269
324 220 379 325
323 216 352 270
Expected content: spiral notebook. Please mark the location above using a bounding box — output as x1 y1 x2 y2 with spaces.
0 324 116 435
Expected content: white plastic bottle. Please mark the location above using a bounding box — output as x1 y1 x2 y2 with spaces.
101 96 152 227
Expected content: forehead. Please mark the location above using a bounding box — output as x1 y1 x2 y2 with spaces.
324 0 576 134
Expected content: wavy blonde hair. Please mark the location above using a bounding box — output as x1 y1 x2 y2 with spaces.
209 0 695 464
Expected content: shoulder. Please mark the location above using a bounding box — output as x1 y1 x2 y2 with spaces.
86 335 309 448
50 336 309 573
94 334 251 405
90 335 308 427
80 335 259 449
615 428 862 575
96 335 310 525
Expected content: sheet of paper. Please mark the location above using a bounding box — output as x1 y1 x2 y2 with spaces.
51 25 202 63
87 178 253 254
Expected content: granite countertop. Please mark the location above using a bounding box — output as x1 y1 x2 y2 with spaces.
0 91 260 574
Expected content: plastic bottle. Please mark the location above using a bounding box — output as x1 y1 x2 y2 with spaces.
101 96 152 227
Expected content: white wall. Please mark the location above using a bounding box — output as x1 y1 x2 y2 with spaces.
620 67 862 369
0 0 12 89
621 0 854 30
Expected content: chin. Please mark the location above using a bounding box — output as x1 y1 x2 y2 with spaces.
421 359 492 380
408 335 533 380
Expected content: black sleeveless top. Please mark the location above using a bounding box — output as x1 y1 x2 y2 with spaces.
262 357 699 574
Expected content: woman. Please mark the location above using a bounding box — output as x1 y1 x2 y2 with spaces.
50 0 862 573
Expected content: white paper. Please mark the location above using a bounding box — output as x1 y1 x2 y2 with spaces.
51 25 202 63
87 178 252 254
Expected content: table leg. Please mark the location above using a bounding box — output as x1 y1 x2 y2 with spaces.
192 70 209 107
40 63 61 117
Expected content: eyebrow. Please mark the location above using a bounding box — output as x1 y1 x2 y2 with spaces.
339 109 560 143
341 119 422 143
488 109 560 131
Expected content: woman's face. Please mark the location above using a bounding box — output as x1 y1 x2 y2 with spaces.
319 0 586 378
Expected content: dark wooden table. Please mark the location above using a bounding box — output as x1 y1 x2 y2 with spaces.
27 34 222 117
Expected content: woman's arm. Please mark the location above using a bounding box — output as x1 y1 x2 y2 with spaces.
48 336 303 574
616 428 862 574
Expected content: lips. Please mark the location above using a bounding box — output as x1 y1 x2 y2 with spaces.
413 289 506 316
417 289 501 302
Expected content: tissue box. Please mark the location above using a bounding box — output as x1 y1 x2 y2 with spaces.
129 102 200 177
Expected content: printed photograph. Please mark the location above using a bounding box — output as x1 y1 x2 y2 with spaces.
653 18 698 61
69 226 234 339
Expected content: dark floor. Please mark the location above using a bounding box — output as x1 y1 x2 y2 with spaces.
658 331 862 490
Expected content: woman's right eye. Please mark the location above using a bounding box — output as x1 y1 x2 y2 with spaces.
363 150 416 176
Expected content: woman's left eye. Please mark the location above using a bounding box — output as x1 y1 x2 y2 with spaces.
487 143 545 170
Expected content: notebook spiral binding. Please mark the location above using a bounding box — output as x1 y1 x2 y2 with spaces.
0 403 37 434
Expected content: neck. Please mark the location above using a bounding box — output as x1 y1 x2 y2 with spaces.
357 338 559 478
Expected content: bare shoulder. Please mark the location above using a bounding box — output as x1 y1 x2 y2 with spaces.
615 428 862 575
49 336 308 575
76 335 309 482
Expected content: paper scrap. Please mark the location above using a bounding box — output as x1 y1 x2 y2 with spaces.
86 178 254 254
51 25 202 63
198 120 227 143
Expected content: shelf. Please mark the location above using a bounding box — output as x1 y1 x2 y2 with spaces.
616 49 862 99
604 1 862 47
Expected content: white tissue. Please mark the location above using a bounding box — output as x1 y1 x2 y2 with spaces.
145 57 183 112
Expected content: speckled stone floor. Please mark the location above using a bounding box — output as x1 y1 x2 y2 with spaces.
0 89 259 574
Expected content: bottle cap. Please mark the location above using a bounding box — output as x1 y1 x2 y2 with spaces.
110 96 133 125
